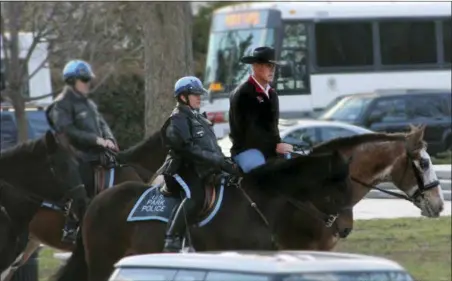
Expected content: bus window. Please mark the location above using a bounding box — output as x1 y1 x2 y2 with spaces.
443 19 451 63
277 22 309 93
380 20 437 65
315 22 373 67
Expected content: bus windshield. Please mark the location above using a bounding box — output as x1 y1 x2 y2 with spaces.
204 28 274 98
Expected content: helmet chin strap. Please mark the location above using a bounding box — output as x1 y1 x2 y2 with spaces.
178 93 199 112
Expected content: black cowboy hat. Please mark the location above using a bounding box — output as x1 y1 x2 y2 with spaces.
240 46 281 65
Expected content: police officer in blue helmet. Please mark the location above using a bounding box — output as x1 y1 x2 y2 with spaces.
46 60 118 244
160 76 240 252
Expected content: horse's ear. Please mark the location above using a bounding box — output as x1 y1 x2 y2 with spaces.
45 130 58 153
406 124 425 152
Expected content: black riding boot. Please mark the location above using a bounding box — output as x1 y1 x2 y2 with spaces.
163 198 195 253
61 186 89 244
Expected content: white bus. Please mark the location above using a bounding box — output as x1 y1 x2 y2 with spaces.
201 1 451 138
1 32 53 104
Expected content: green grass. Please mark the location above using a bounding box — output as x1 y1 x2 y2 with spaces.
336 217 451 281
432 150 452 165
37 217 451 281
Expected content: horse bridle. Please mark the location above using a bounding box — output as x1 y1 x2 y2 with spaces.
350 145 440 203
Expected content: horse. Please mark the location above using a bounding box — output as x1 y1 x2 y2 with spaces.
0 131 85 280
305 124 444 249
0 205 16 275
2 135 144 281
53 150 354 281
86 124 445 249
109 124 445 236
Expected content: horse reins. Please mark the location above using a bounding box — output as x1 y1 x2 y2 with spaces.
350 145 440 203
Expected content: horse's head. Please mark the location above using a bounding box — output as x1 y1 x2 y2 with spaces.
390 125 444 217
43 131 84 198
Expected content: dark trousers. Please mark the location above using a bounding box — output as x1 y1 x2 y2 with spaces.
78 161 95 198
164 170 205 221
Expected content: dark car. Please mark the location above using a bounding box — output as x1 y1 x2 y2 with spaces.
1 103 51 151
318 89 452 155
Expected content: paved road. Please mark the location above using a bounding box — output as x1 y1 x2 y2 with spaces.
355 199 452 220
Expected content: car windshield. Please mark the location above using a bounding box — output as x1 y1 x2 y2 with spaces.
319 96 373 122
283 271 415 281
110 268 271 281
204 28 274 98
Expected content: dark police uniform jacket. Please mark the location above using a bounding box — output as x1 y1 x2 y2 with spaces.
161 105 226 180
228 76 281 160
46 87 116 162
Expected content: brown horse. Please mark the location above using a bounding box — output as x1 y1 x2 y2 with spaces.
53 150 354 281
0 131 85 280
307 124 444 249
107 124 445 245
2 135 144 281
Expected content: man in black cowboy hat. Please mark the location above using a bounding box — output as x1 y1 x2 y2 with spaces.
228 46 293 173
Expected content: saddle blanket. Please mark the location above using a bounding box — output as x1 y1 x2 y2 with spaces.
41 167 115 211
127 180 225 227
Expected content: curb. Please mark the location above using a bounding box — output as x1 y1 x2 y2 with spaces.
366 189 451 201
377 180 450 191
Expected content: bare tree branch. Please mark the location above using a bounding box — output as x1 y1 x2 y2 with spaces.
24 91 57 102
27 56 48 80
0 9 11 83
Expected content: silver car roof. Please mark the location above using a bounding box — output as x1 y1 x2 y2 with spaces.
115 251 406 274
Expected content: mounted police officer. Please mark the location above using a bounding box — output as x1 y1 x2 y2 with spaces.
160 76 240 252
229 46 293 173
46 60 118 243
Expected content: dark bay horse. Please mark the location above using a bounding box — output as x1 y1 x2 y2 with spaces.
7 144 144 280
0 131 85 280
5 133 166 275
54 150 353 281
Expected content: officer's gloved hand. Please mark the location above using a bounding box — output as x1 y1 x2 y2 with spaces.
221 158 241 176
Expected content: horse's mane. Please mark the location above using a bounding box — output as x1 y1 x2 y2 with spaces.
117 130 165 163
0 135 46 164
244 152 349 196
311 132 407 154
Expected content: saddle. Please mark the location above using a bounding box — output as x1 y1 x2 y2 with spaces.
158 174 229 217
93 150 118 195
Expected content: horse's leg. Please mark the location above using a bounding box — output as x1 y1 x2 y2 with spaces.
1 239 40 281
29 208 74 251
84 218 134 281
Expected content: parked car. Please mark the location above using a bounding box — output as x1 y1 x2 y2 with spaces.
0 102 51 150
218 119 373 156
318 89 452 155
109 251 415 281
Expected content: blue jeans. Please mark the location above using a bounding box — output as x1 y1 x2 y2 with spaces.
233 149 266 173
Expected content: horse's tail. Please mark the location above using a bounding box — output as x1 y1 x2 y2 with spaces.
51 232 88 281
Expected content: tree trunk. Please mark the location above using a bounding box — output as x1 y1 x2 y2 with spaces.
5 2 28 141
142 2 193 136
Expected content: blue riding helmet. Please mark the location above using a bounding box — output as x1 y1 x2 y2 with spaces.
62 60 95 81
174 76 207 98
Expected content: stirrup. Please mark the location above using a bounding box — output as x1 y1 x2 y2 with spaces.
163 236 182 253
61 228 77 244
